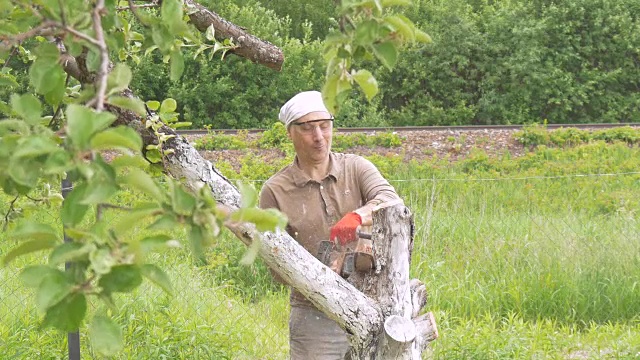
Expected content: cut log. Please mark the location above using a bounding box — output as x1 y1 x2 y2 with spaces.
380 315 417 359
412 311 439 356
410 279 427 318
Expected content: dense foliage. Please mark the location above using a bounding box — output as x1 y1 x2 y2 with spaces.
129 0 640 128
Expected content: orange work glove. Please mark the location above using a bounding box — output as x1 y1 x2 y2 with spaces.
330 212 362 246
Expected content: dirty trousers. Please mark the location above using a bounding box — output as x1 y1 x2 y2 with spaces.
289 305 350 360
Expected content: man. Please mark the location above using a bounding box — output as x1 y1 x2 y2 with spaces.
259 90 401 359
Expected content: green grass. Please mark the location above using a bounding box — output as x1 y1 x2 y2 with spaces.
2 140 640 358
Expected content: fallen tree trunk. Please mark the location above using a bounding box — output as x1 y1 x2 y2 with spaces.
53 2 437 356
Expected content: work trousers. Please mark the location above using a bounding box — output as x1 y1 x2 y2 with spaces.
289 305 350 360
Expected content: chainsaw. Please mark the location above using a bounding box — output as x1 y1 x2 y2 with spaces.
316 229 375 278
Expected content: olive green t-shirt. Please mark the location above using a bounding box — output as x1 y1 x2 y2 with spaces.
259 152 400 307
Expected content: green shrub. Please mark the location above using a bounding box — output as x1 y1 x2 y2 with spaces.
461 148 495 173
257 122 289 149
332 133 368 152
238 152 292 182
592 126 640 145
514 124 550 148
371 131 403 148
193 130 249 150
332 131 403 152
549 128 591 147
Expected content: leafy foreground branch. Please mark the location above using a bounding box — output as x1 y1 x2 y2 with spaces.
0 0 435 357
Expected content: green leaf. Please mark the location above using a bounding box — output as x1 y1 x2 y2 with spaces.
35 270 73 312
79 181 117 205
61 183 89 227
189 226 207 264
86 48 101 72
43 72 65 106
238 182 257 208
162 0 186 34
160 98 177 113
90 126 143 152
415 29 432 44
8 157 39 189
106 96 146 116
171 121 192 128
66 104 117 150
90 247 115 275
19 265 60 288
146 100 160 111
322 74 340 114
148 214 179 231
240 235 260 265
99 265 143 293
28 58 65 106
354 20 379 46
42 293 86 332
67 39 84 57
121 167 163 200
11 222 60 242
33 42 60 62
0 119 29 135
141 264 174 295
352 69 379 101
170 50 184 82
89 315 123 356
49 242 92 265
384 15 415 42
337 76 352 95
44 150 73 175
106 63 132 96
171 182 195 215
145 148 163 163
10 93 41 125
3 239 57 266
372 41 399 70
14 135 59 158
109 154 149 169
231 207 288 232
111 206 159 234
140 234 174 253
205 24 216 41
0 75 19 88
151 24 173 53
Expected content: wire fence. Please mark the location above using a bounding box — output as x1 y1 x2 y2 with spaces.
1 172 639 358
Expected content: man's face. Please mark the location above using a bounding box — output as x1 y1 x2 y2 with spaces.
288 111 333 164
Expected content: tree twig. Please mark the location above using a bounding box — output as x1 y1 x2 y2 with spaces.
126 0 149 26
91 0 109 112
2 196 19 231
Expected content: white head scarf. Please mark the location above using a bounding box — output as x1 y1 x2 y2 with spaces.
279 91 331 128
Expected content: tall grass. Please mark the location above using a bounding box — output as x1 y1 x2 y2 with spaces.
2 140 640 359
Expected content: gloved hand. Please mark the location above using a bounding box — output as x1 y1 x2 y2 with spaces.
330 212 362 245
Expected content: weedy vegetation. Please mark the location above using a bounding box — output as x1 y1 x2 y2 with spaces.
2 129 640 358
